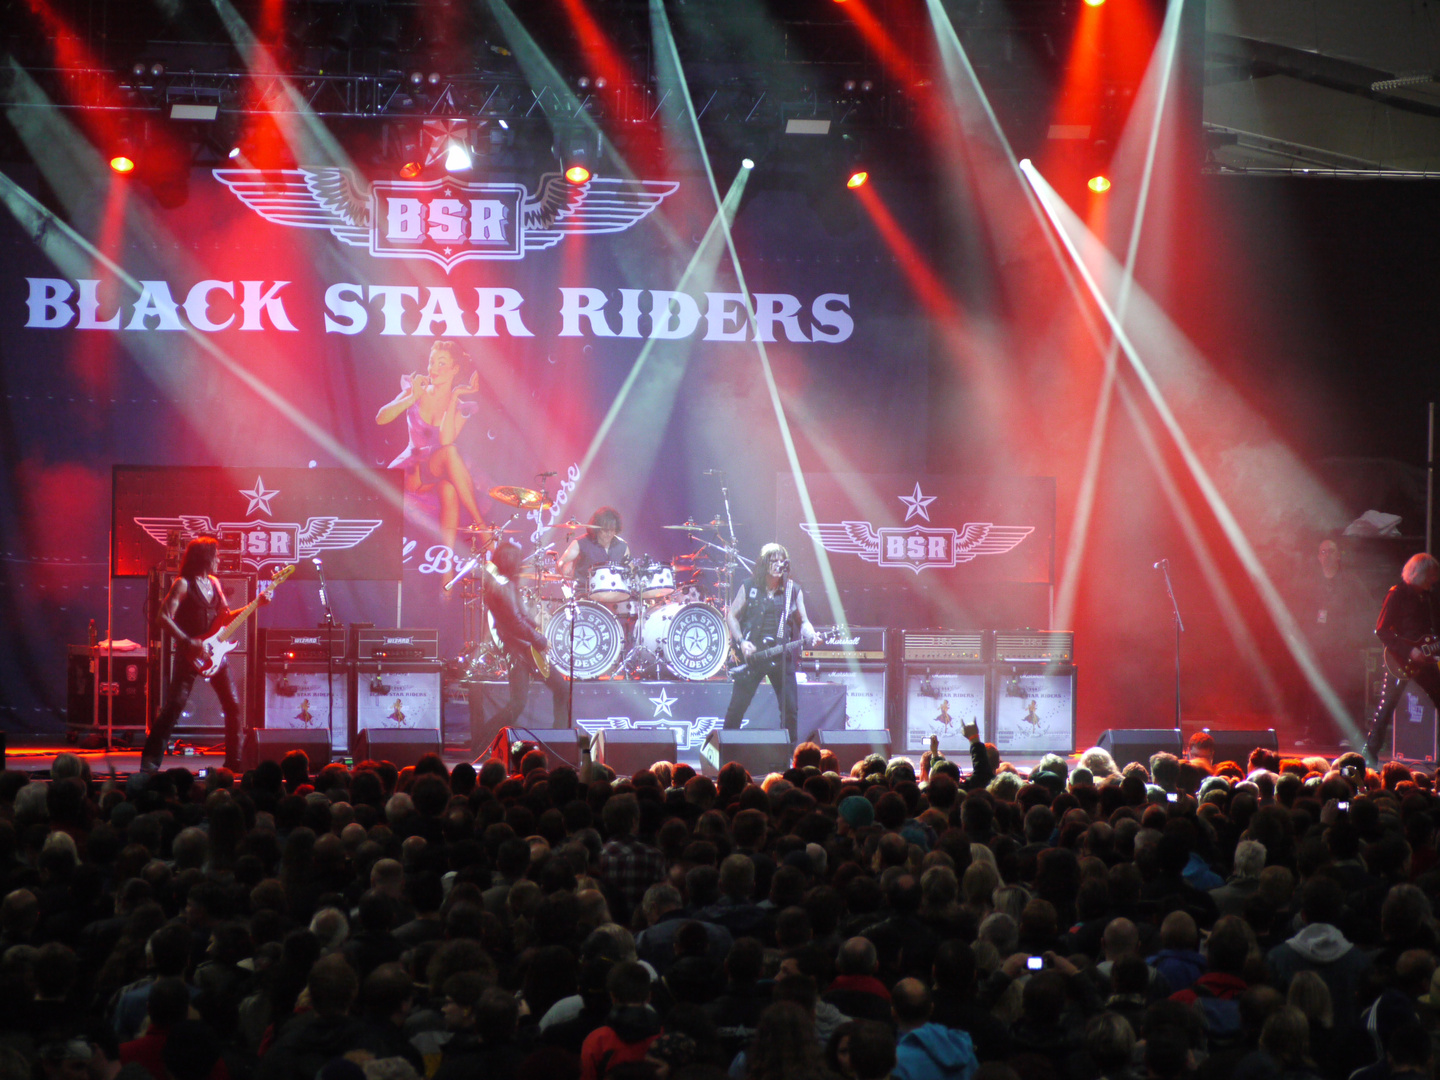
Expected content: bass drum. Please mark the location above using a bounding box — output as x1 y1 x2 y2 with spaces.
641 602 730 681
545 600 624 679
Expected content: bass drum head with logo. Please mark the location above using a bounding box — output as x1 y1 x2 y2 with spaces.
545 601 624 679
642 602 729 680
586 566 632 603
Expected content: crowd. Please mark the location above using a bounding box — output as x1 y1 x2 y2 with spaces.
0 728 1437 1080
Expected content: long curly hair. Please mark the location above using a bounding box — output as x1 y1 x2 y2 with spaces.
746 1002 831 1080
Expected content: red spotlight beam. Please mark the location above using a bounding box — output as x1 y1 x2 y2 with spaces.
852 181 960 324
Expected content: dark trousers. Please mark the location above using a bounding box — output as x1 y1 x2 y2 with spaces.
144 662 240 769
490 648 571 731
723 660 798 741
1365 662 1440 759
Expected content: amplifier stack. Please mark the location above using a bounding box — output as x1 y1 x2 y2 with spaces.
353 628 442 765
259 628 349 756
801 626 889 734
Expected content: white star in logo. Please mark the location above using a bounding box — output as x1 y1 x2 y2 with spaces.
898 482 937 522
649 688 677 717
239 476 280 515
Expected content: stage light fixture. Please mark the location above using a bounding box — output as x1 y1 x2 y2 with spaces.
846 170 869 189
227 146 242 160
444 140 472 172
844 79 858 93
565 164 592 184
109 153 135 174
149 62 165 78
409 71 424 86
130 62 146 78
595 76 609 90
577 76 592 90
1084 0 1105 6
860 79 874 92
426 72 441 87
742 157 756 170
399 160 423 179
1087 175 1112 192
498 119 509 130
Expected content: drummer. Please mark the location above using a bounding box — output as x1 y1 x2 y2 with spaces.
559 506 629 585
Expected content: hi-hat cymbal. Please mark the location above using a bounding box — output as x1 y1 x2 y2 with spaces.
489 485 553 510
555 519 587 531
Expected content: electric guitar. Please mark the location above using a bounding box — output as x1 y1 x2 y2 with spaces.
728 630 840 677
1385 635 1440 680
186 565 294 677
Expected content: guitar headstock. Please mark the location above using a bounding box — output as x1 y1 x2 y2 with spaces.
272 564 296 585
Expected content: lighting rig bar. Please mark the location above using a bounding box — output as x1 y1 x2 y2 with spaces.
1 64 915 131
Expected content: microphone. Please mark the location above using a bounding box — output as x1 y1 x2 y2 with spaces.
704 469 724 476
1153 558 1168 570
538 470 557 478
312 557 324 568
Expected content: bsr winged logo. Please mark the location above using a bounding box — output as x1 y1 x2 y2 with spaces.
214 167 679 271
136 477 383 572
801 483 1034 574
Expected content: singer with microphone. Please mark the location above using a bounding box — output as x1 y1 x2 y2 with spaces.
375 340 484 578
719 543 816 743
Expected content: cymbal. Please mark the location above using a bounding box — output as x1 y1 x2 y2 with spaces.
518 570 567 582
555 519 587 531
662 520 703 531
705 518 736 529
489 485 553 510
460 524 519 535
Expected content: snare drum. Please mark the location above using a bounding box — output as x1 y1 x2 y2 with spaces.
637 561 674 599
641 602 729 680
545 601 624 679
587 565 632 603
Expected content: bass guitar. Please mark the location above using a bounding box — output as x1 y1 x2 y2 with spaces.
187 565 294 677
728 630 840 677
1384 635 1440 680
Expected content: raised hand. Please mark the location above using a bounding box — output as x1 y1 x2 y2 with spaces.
453 371 480 398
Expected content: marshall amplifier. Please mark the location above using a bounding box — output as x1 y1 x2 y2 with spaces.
803 626 887 662
263 628 347 663
900 630 987 663
355 629 440 662
994 631 1074 665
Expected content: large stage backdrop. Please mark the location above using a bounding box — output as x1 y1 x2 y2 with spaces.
0 160 1008 734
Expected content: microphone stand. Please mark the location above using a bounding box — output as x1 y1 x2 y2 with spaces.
1157 559 1184 733
314 558 336 760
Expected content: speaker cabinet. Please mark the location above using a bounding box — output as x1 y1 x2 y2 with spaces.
818 729 892 773
246 727 332 770
710 730 793 777
355 666 442 734
354 729 442 768
1097 728 1182 769
262 666 352 755
993 666 1077 756
1200 728 1279 769
900 666 988 755
1390 690 1438 763
594 729 681 776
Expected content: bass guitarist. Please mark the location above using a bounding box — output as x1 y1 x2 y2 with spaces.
722 543 817 743
1363 552 1440 767
144 536 266 773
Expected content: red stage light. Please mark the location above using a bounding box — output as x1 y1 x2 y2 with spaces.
565 165 592 184
847 170 869 189
399 161 423 179
109 154 135 174
1087 175 1111 193
1084 0 1106 6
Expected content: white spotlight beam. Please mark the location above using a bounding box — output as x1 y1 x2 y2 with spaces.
1019 159 1357 740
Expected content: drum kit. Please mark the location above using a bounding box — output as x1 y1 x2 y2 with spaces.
451 479 754 684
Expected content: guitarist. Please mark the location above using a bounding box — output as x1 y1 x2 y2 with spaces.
1363 552 1440 768
144 536 265 773
484 541 570 732
721 543 817 743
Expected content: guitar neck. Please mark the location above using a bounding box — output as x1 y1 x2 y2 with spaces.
215 596 263 643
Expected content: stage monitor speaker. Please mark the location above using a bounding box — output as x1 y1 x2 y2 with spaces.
246 727 331 770
712 730 793 776
818 729 891 773
355 729 442 768
594 729 681 776
1097 728 1181 769
1201 728 1279 768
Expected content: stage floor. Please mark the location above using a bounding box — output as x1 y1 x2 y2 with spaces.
0 732 1367 780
